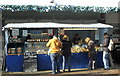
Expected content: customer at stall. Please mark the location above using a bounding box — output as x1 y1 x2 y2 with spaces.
72 33 81 45
108 34 114 67
46 35 62 74
85 37 96 70
25 33 32 41
101 32 110 70
61 35 72 72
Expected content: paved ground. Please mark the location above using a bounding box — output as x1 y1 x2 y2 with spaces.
1 68 120 76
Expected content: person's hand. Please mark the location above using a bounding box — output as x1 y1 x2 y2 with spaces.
85 45 88 49
88 52 90 57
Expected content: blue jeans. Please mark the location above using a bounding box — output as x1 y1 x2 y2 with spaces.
62 55 71 70
103 51 110 69
50 53 60 74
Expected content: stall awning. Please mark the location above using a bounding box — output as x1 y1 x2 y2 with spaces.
3 22 113 30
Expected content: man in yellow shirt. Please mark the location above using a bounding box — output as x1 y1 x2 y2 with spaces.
46 35 62 74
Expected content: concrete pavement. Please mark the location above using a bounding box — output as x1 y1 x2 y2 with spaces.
1 68 120 76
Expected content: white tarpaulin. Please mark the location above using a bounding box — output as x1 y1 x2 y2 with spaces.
3 22 113 29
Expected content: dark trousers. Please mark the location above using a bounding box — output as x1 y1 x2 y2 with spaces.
88 53 96 69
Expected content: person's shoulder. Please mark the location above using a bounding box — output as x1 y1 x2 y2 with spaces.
48 39 54 42
48 39 52 41
89 40 94 43
66 41 72 44
89 40 94 44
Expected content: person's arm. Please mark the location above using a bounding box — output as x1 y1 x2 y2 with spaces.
102 38 109 47
59 41 62 48
70 41 73 48
46 40 51 47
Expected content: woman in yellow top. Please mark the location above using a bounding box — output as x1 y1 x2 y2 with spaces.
46 35 62 74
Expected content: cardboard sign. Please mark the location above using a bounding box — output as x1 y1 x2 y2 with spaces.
12 29 19 36
23 30 28 36
60 29 64 35
48 29 53 35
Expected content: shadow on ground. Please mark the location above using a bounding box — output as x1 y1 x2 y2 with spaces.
1 73 119 76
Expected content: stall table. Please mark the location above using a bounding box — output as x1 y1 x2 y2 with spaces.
6 52 103 72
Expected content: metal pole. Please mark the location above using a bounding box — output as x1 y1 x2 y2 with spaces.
4 30 8 56
58 28 60 40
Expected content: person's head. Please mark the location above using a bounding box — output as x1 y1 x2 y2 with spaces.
27 33 31 36
27 33 31 39
104 32 109 38
63 35 69 41
85 37 91 44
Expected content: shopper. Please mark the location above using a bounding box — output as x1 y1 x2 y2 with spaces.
102 32 110 70
61 35 72 72
108 34 114 67
85 37 96 70
25 33 32 41
72 33 81 45
46 35 62 74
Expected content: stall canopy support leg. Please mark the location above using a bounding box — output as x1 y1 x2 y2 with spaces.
58 28 61 40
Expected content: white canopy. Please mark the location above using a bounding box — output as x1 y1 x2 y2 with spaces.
3 22 113 30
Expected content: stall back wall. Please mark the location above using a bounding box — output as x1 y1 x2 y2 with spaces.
65 30 91 41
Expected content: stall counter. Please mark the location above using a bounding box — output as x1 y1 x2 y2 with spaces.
6 52 103 72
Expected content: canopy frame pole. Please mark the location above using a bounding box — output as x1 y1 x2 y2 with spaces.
4 29 9 56
58 28 61 40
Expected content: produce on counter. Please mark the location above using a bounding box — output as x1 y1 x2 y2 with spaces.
71 45 100 53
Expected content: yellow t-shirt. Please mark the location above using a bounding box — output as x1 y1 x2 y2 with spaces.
46 39 62 53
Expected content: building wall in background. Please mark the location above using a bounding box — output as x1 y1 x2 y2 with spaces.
106 13 118 24
105 13 120 40
0 8 3 75
2 11 100 25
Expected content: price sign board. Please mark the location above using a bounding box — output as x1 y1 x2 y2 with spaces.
24 51 37 72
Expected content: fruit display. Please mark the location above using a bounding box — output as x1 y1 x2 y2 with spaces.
71 45 100 53
27 39 49 42
8 48 16 54
95 46 100 52
9 37 22 43
17 47 22 54
71 45 89 53
25 42 49 54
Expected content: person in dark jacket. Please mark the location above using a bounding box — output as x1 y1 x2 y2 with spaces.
72 33 81 45
25 34 32 41
102 32 110 70
61 35 72 72
85 37 96 70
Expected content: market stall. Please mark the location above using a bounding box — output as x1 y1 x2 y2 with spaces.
3 22 113 72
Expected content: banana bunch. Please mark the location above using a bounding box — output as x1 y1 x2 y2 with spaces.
71 46 89 53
